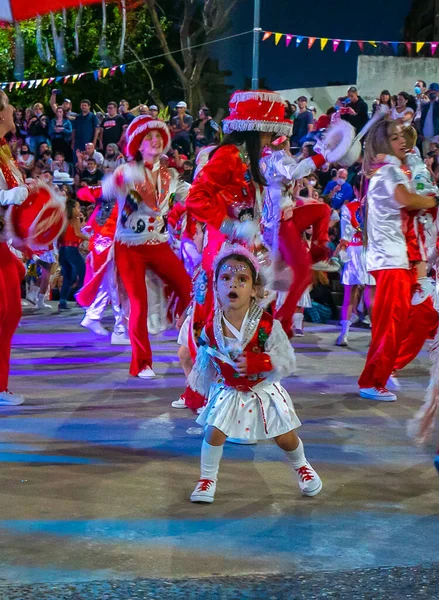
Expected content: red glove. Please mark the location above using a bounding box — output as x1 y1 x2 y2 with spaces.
244 352 273 375
182 387 206 411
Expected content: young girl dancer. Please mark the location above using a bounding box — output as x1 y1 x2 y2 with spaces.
186 244 322 503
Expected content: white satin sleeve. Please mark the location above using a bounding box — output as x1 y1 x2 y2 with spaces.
187 329 216 397
0 185 28 206
264 319 296 382
340 204 355 241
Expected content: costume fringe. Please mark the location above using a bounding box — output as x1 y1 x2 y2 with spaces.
222 120 293 136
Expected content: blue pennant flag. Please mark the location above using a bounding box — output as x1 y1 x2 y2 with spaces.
391 42 399 54
93 70 99 81
55 76 62 82
120 64 126 74
344 40 351 52
296 36 304 47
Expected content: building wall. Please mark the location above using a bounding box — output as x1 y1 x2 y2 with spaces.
277 56 439 116
404 0 439 41
356 55 439 106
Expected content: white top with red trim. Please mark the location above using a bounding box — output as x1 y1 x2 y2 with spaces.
366 157 411 272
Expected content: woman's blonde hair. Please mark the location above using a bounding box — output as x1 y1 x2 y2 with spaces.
0 90 7 112
402 125 418 150
363 120 401 178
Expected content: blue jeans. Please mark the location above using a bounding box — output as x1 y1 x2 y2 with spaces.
59 246 85 304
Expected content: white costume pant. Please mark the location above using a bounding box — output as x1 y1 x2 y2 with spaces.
86 260 127 334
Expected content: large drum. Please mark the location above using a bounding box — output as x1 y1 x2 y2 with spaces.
10 185 66 248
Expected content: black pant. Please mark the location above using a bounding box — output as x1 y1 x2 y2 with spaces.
59 246 85 304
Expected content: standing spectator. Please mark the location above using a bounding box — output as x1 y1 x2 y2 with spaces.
99 102 126 153
372 90 392 115
49 92 77 120
16 143 35 177
27 103 49 155
171 101 193 156
102 143 125 174
71 99 99 155
190 107 219 147
149 105 159 118
76 142 104 170
323 168 354 210
342 87 369 134
13 107 27 142
291 96 313 148
139 104 150 115
78 158 104 186
420 83 439 156
49 106 73 161
414 79 429 122
119 99 135 124
391 92 415 124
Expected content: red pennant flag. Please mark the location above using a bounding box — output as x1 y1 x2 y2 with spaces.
357 41 364 52
405 42 412 53
262 31 272 41
308 37 316 49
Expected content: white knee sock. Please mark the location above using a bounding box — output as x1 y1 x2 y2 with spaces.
284 438 307 469
340 320 350 336
293 313 304 329
200 440 224 481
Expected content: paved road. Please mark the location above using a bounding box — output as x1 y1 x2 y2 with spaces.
0 308 438 598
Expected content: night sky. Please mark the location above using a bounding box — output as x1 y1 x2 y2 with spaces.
212 0 414 90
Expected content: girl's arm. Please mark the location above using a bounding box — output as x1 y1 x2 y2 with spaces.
394 184 437 210
72 217 89 241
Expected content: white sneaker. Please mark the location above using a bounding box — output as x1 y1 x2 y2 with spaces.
190 478 216 503
294 328 304 337
0 391 25 406
226 437 258 445
350 313 360 325
359 387 397 401
171 396 188 409
361 315 371 327
138 367 156 379
80 317 108 336
36 294 51 309
386 373 401 391
294 462 322 497
111 331 131 345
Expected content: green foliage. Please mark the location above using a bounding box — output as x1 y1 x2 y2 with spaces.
0 4 174 109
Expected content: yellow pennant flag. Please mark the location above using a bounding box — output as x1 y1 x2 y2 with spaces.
72 74 79 83
274 33 282 45
320 38 328 50
368 41 377 47
416 41 425 53
42 78 49 86
15 81 20 89
102 68 110 78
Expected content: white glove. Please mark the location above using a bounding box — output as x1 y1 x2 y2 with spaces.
0 185 28 207
234 220 259 244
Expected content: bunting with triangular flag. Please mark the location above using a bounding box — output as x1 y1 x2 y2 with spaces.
320 38 328 51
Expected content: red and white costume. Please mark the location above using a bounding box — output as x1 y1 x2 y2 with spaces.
340 199 374 286
0 149 28 403
260 147 330 333
76 198 128 337
358 157 438 391
102 116 191 376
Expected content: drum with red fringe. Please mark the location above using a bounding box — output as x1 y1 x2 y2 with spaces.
10 185 66 248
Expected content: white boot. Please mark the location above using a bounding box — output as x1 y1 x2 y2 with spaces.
293 313 304 337
111 331 131 345
336 320 350 347
0 390 25 406
36 293 51 309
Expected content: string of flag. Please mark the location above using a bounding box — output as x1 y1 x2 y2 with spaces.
2 63 127 92
262 31 439 56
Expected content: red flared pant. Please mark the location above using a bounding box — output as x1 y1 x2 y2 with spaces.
358 268 438 389
115 241 192 376
0 243 25 392
275 202 331 327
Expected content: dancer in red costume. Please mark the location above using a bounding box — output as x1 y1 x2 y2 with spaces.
0 91 32 406
76 194 129 344
260 138 330 337
358 120 439 402
102 115 191 378
180 90 294 409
